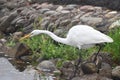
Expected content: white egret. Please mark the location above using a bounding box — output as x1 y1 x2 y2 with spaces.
20 25 113 77
20 25 113 49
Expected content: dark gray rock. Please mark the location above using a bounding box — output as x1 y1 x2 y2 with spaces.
99 62 112 78
0 11 18 32
60 19 71 26
72 73 112 80
0 0 7 4
7 43 31 59
81 62 98 74
23 24 33 34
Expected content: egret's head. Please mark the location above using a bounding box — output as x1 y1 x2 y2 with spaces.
20 30 40 40
30 30 41 37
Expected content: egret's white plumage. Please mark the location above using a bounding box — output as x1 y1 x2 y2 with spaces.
26 25 113 49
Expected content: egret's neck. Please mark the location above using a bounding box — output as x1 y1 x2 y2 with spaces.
38 30 68 45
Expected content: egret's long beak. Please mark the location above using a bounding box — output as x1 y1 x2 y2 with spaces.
20 34 31 41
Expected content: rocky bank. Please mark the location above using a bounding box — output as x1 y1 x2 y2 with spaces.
0 0 120 80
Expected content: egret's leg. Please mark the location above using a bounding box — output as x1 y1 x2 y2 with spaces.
93 44 102 62
70 50 82 79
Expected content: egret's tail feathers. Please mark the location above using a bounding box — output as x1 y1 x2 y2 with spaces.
104 35 113 43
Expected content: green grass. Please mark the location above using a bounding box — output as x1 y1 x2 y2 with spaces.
104 28 120 64
21 34 79 60
21 34 95 67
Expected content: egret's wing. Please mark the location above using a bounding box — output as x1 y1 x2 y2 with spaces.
67 25 113 46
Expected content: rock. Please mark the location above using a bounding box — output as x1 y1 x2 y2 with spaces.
0 11 18 32
54 28 65 36
80 15 103 26
61 10 70 14
0 8 9 18
109 19 120 29
112 66 120 79
105 11 117 18
0 57 35 80
99 62 112 78
56 6 63 12
0 38 7 44
0 0 6 4
16 19 27 28
60 61 75 80
44 10 59 16
13 32 23 41
60 19 71 26
80 5 95 12
62 61 74 68
23 23 33 34
70 19 80 26
41 20 50 29
5 2 18 10
36 60 56 72
7 43 31 59
64 5 76 10
0 39 8 56
38 8 50 14
81 62 98 74
72 73 112 80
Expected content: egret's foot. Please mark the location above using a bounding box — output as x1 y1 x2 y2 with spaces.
69 57 82 79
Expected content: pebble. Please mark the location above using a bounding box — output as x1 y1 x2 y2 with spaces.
36 60 56 72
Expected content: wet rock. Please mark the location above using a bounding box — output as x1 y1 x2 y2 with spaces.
99 62 112 78
72 73 112 80
0 11 18 32
37 60 56 72
112 66 120 79
7 43 31 59
60 61 75 79
81 62 98 74
0 57 35 80
99 53 113 66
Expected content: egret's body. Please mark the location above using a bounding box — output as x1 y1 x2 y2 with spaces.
22 25 113 49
